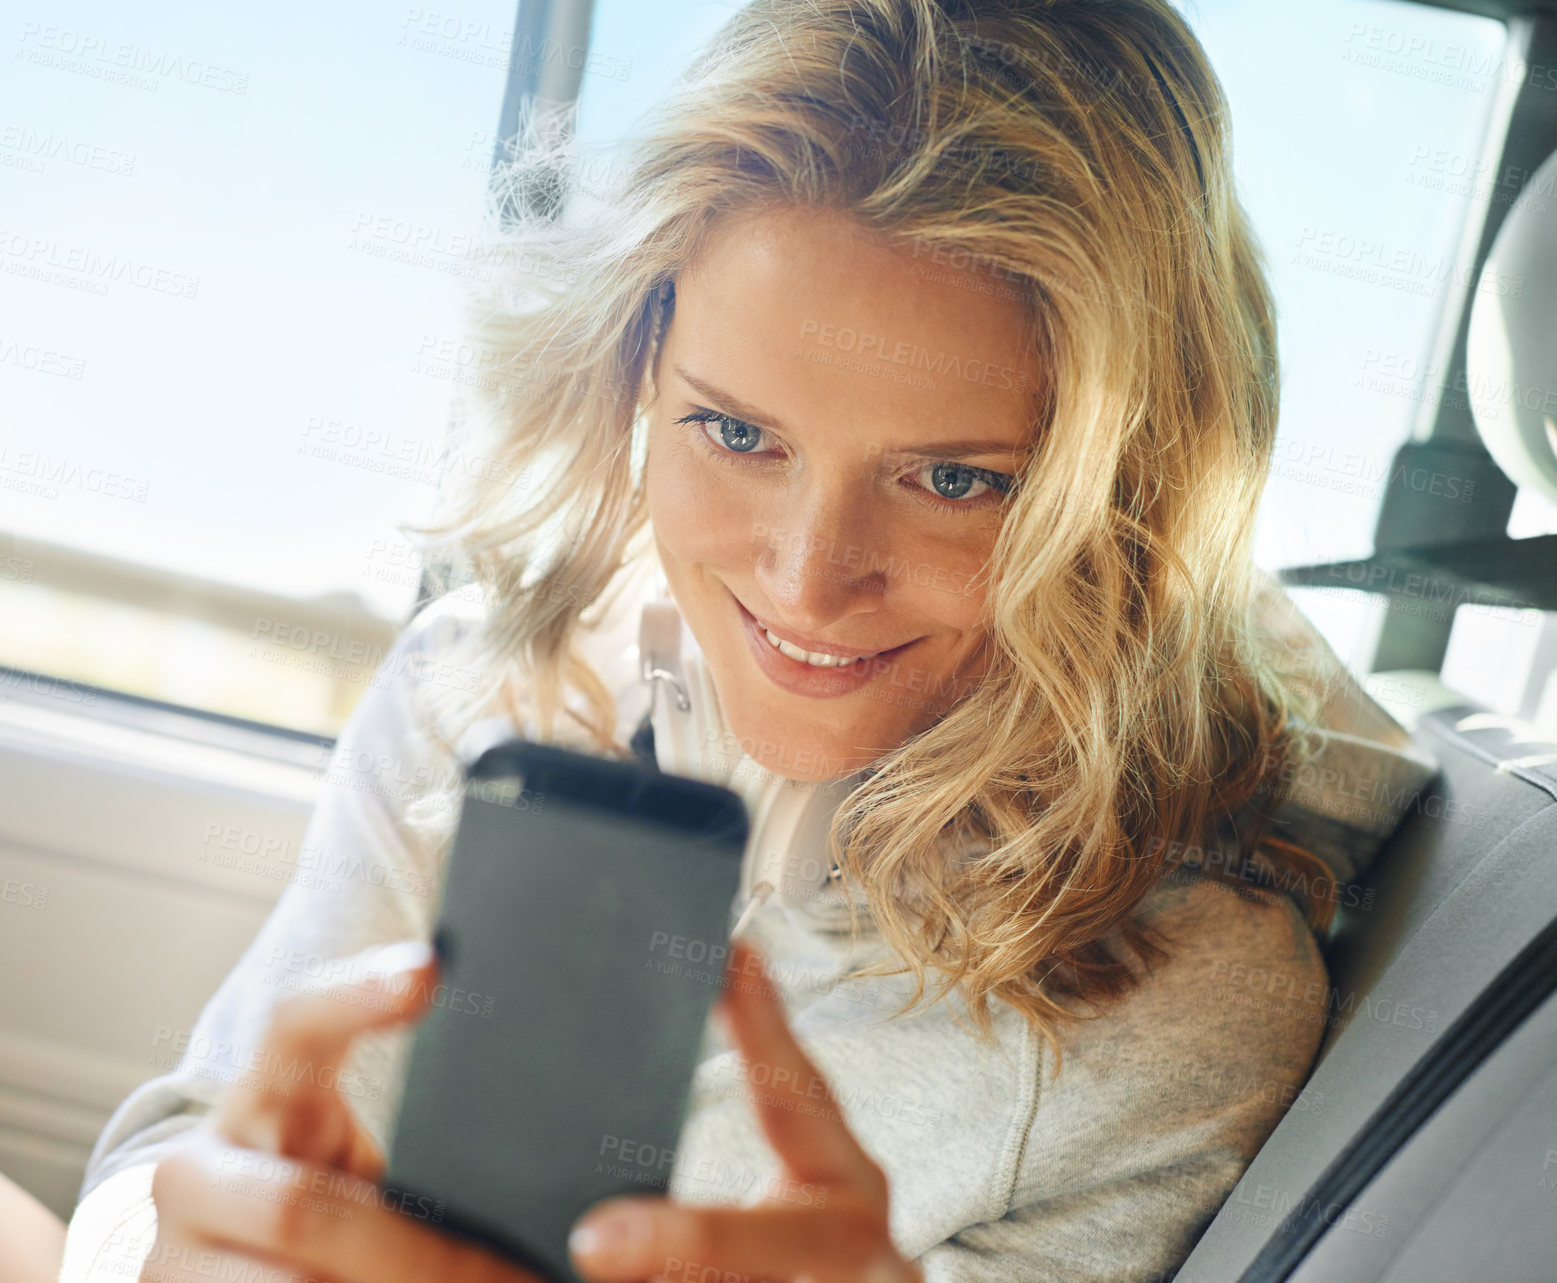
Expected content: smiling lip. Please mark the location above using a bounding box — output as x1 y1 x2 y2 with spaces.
745 608 896 660
731 592 919 699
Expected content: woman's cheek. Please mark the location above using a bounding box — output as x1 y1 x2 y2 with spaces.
646 432 762 568
897 530 994 629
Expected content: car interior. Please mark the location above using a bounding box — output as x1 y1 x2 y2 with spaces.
1 0 1554 1279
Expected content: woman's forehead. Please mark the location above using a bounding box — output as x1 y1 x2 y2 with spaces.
668 207 1044 451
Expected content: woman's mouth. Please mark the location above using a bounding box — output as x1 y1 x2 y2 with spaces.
758 627 879 668
730 593 920 698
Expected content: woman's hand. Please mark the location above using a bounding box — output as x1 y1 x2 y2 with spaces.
139 941 540 1283
568 939 922 1283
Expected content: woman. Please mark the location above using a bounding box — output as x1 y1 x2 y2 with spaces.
53 1 1438 1280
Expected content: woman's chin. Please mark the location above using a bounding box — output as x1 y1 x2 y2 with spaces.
751 745 870 783
720 710 895 782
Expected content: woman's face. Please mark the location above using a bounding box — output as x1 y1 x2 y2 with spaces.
644 206 1041 781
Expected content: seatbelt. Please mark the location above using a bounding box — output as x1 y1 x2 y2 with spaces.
1242 911 1557 1281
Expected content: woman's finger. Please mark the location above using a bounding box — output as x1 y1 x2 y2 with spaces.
213 940 437 1161
568 1194 919 1283
154 1127 542 1283
718 939 885 1197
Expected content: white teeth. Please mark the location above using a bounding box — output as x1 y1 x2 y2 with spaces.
764 628 869 668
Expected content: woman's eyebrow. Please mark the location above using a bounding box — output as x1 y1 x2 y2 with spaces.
675 366 788 431
674 365 1022 462
899 438 1026 461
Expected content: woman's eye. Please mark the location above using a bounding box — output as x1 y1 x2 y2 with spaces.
674 407 1013 509
914 461 1013 504
714 416 764 453
675 410 768 455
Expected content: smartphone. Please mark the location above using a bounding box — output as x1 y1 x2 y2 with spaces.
383 737 749 1282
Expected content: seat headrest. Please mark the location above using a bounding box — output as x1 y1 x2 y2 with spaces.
1466 146 1557 501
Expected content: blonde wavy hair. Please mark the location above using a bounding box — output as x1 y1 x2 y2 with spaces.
405 0 1344 1058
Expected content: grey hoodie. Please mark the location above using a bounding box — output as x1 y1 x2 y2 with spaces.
60 572 1439 1282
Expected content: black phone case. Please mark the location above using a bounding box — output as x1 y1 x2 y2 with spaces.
383 738 749 1282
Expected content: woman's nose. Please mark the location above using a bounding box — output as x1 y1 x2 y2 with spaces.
751 489 887 629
